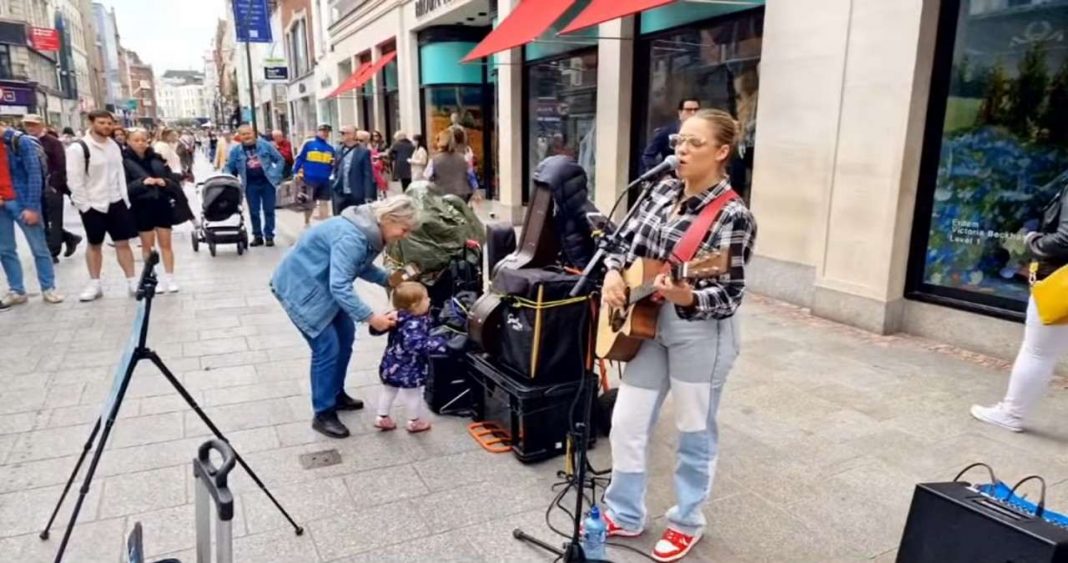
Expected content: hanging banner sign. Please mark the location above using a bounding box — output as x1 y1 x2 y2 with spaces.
29 27 61 51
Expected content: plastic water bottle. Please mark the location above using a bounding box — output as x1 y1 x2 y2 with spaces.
581 505 607 560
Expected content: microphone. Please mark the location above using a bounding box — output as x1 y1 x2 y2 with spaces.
636 155 679 183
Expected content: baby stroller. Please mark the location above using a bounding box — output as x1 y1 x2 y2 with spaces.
192 174 249 256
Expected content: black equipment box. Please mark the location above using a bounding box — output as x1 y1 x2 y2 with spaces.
468 352 596 464
485 221 517 276
898 481 1068 562
491 268 594 385
425 352 474 416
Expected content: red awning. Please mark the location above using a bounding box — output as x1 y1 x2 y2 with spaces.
461 0 576 63
560 0 675 34
349 51 397 91
327 62 374 98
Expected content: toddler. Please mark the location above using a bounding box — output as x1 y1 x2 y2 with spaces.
376 282 448 432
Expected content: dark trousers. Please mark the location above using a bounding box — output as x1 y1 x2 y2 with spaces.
332 192 363 216
43 189 68 257
401 178 412 191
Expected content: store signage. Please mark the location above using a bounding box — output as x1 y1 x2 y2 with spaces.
264 66 289 81
233 0 273 43
416 0 454 19
28 27 60 51
0 86 36 107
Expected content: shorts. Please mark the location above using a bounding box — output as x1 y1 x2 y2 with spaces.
131 198 174 233
80 201 138 246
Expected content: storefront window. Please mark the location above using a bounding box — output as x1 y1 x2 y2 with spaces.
912 0 1068 312
383 59 400 142
360 80 373 132
636 9 763 200
423 85 486 182
525 50 598 200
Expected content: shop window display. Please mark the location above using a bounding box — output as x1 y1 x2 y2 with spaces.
423 85 486 182
526 51 598 194
914 0 1068 309
637 9 763 200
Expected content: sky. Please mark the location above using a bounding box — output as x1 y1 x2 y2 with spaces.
100 0 226 74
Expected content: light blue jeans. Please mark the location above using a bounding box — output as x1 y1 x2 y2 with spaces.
0 200 56 294
604 305 739 536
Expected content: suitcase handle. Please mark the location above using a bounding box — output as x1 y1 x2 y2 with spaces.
1008 474 1047 518
193 439 236 521
953 462 997 486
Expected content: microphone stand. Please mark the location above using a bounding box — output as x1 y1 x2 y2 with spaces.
511 174 664 563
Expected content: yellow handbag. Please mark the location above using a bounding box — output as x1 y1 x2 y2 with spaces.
1030 261 1068 325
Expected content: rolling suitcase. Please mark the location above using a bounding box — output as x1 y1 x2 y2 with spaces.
485 221 517 277
124 439 235 563
194 440 236 563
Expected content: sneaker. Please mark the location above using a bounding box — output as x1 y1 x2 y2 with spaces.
250 236 265 247
374 415 397 431
0 301 9 312
652 528 703 563
406 419 431 433
79 282 102 302
265 238 275 247
165 279 180 293
970 403 1024 432
42 289 64 304
603 512 644 538
1 291 29 307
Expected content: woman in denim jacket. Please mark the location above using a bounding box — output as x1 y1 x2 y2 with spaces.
270 195 418 438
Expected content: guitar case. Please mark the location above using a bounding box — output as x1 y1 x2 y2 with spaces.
485 222 517 278
491 268 594 385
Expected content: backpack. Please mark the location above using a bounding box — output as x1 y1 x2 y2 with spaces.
11 131 50 189
75 139 91 174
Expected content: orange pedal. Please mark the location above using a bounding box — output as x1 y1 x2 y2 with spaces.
467 421 512 453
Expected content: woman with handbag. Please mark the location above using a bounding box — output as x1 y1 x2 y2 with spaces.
972 181 1068 432
123 128 194 293
599 109 757 563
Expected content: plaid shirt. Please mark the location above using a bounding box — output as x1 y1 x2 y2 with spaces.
605 177 757 320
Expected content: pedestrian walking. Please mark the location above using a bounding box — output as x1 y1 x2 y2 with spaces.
225 124 284 247
331 128 375 216
0 121 63 306
270 195 418 438
123 129 194 293
292 124 335 226
21 114 83 262
388 131 415 191
154 129 183 182
272 130 295 179
972 178 1068 433
409 134 428 184
66 109 139 302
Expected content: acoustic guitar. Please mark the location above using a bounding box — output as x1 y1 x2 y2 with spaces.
468 184 558 353
595 252 730 362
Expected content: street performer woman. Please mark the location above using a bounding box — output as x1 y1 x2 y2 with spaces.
600 109 757 562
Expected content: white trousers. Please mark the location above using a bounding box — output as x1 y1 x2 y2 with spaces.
377 384 426 420
1001 298 1068 420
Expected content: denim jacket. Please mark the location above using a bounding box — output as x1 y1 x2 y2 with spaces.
270 205 390 337
1 129 43 212
225 138 284 188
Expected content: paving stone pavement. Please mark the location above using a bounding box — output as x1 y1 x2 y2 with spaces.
2 155 1068 562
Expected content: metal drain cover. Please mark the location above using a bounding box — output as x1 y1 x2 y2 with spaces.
299 449 342 469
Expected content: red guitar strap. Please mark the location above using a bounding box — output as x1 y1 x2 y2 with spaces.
670 190 739 265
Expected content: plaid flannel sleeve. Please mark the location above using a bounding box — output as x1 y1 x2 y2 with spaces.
675 205 757 320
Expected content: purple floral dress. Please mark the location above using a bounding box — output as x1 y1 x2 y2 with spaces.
379 311 449 388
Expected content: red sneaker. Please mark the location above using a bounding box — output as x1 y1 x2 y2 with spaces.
652 528 702 562
603 511 643 538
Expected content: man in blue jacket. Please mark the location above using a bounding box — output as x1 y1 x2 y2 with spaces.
227 124 284 247
332 127 375 215
293 124 336 225
271 195 418 438
0 122 62 307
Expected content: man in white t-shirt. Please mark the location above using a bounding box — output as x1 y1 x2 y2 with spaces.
66 110 138 302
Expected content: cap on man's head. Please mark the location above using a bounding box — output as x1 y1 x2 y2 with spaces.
21 114 44 125
318 124 332 132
